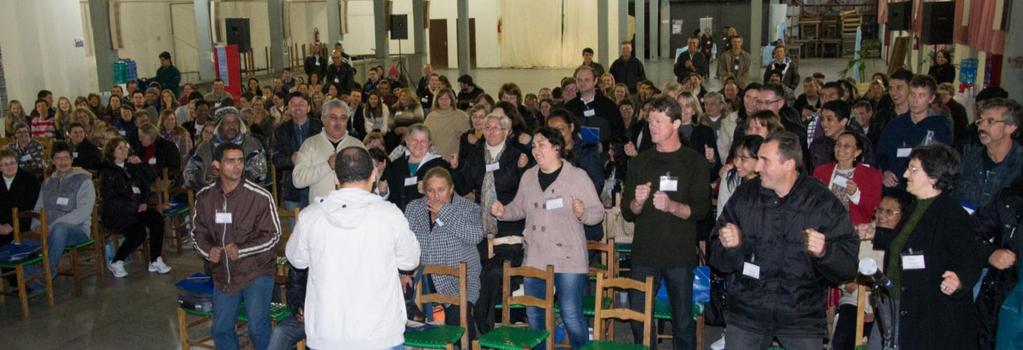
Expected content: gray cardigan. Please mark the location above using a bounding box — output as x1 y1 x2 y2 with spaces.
405 195 484 303
499 162 604 274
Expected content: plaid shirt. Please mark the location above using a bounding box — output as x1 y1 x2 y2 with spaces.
405 195 484 303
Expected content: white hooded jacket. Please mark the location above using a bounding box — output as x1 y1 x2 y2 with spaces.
286 187 420 350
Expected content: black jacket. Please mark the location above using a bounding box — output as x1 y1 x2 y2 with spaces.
710 175 858 337
674 50 709 82
973 181 1023 348
383 154 451 211
322 62 356 94
303 54 327 79
569 137 606 241
565 93 625 148
72 139 103 172
99 161 155 232
272 118 323 203
628 120 654 153
454 139 531 235
683 124 722 181
872 192 983 350
609 56 646 92
0 169 40 247
135 137 182 183
458 130 483 164
457 86 484 110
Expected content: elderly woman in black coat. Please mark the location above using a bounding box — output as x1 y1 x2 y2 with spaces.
862 144 983 350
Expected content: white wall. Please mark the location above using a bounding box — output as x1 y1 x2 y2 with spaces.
0 0 96 103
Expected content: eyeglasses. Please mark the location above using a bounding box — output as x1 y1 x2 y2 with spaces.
756 99 783 106
975 118 1008 126
875 207 901 216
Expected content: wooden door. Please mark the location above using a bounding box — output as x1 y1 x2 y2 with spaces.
469 18 477 68
429 19 448 69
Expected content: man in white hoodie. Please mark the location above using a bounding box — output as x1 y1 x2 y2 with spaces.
286 146 420 350
292 99 365 201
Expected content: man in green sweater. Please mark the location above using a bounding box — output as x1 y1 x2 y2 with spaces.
155 51 181 97
621 94 710 348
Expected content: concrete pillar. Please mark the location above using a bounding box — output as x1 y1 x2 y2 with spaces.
457 0 470 75
373 0 389 59
598 0 609 66
648 0 658 59
89 0 119 90
326 0 342 45
750 0 763 81
194 0 214 80
617 0 628 50
413 0 426 55
660 0 670 58
267 0 285 74
635 0 645 60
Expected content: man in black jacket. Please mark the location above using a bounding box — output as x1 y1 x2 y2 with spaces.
609 41 646 93
273 92 323 209
268 264 308 350
674 36 708 83
322 49 355 95
566 65 625 150
303 42 327 79
711 131 858 348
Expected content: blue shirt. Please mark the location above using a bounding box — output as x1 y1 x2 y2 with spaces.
876 113 951 185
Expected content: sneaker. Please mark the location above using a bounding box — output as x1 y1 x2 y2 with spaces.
148 257 172 274
108 260 128 278
710 333 725 350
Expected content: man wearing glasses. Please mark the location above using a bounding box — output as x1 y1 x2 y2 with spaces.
758 83 809 168
953 98 1023 209
292 99 366 201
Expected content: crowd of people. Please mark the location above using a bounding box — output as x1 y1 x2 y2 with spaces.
2 30 1022 350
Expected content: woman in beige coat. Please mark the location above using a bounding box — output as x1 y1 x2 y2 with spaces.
491 127 603 349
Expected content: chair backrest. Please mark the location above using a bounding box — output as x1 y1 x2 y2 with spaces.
587 238 616 277
592 272 655 346
12 208 51 278
501 261 555 350
269 164 278 204
415 261 470 350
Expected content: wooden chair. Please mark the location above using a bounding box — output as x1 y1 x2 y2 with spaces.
158 168 190 256
269 164 279 205
55 205 105 296
582 272 655 349
473 262 555 350
404 262 470 350
176 302 295 349
0 208 54 319
274 207 300 303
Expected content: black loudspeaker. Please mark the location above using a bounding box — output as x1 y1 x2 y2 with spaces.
921 2 954 44
390 14 408 40
887 1 911 31
226 18 251 52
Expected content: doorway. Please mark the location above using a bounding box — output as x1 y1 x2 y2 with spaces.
429 19 448 68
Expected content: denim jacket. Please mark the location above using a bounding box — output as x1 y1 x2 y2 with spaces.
954 142 1023 209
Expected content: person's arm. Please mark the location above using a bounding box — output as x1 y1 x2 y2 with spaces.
812 199 860 284
237 194 281 258
183 153 204 189
620 156 641 221
393 211 422 271
437 201 485 246
574 171 605 226
940 206 984 299
285 207 310 269
499 178 528 221
709 198 745 273
244 149 268 183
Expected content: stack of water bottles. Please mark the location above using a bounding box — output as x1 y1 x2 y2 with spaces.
112 59 138 85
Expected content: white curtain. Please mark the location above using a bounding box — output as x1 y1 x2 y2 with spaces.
499 0 598 68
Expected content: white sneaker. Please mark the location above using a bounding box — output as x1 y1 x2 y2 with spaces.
148 257 172 274
710 333 726 350
108 260 128 278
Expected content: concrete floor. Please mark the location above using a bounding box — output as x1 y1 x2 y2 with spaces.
0 56 885 349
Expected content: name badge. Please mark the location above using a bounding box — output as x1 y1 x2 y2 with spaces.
215 212 233 224
404 176 418 187
831 175 849 188
435 218 445 227
902 253 926 270
148 158 157 165
421 97 430 103
119 130 126 136
583 109 596 117
315 61 320 66
73 152 79 159
56 197 70 206
20 154 31 162
131 186 141 194
743 262 761 279
334 77 340 83
733 64 740 71
896 147 912 158
659 176 678 192
545 197 564 210
485 162 500 172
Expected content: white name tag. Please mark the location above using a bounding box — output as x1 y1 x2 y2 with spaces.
743 262 761 279
334 77 340 83
659 176 678 192
421 97 430 103
583 109 596 117
148 158 157 165
545 197 564 210
56 197 70 206
435 218 445 227
73 152 79 159
896 148 912 158
131 186 141 194
315 61 320 66
20 154 31 162
902 254 926 270
215 212 233 224
485 162 500 172
832 175 849 188
404 176 418 187
119 130 127 136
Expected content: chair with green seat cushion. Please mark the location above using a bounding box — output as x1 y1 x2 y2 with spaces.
473 261 555 350
582 272 655 350
405 262 470 350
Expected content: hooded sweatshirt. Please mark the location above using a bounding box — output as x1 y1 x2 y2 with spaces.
183 116 267 189
286 188 420 350
34 167 95 233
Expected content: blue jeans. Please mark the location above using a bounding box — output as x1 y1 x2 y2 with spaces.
47 223 89 277
213 275 274 350
267 317 305 350
524 273 587 350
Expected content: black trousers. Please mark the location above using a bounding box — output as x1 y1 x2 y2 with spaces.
113 207 164 263
629 265 696 350
832 303 874 350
